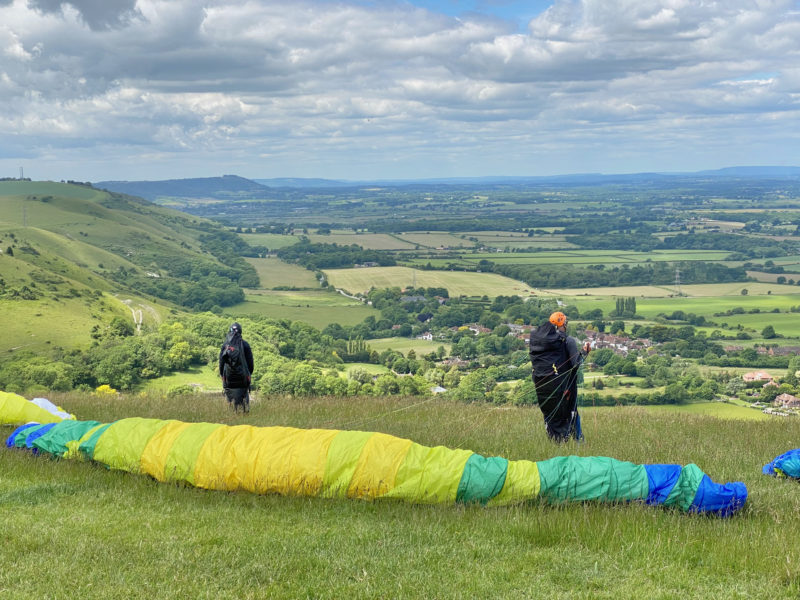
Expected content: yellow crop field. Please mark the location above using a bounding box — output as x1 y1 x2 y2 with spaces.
245 257 319 288
393 232 473 248
323 266 533 297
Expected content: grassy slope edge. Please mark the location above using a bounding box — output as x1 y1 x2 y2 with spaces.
1 393 799 599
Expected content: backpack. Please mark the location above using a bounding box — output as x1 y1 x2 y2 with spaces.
529 321 569 377
221 332 250 384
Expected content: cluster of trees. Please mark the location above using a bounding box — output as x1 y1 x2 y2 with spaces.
660 232 797 258
611 297 637 318
2 289 797 407
107 267 245 312
277 240 396 269
487 260 747 289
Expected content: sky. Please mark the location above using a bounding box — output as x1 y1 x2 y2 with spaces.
1 0 800 183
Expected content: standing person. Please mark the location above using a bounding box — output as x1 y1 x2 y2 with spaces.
529 311 589 442
219 322 254 414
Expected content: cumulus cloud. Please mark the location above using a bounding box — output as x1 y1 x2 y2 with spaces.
29 0 143 30
0 0 799 180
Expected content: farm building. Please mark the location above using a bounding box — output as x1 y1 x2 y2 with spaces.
774 393 800 409
743 371 774 383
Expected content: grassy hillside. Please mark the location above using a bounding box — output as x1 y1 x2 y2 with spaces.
2 393 800 598
0 181 260 357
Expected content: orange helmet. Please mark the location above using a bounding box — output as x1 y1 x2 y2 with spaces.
549 311 567 327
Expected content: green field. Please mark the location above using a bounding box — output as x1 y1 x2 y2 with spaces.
366 337 451 356
709 311 800 337
228 289 378 328
139 364 222 393
341 363 392 376
3 393 800 597
632 292 800 317
324 266 533 297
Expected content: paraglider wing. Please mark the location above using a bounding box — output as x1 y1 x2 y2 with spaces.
2 407 747 516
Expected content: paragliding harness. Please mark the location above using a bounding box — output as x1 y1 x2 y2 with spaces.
529 322 569 377
221 329 251 413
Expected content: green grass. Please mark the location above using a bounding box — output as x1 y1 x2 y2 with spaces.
0 291 167 357
3 393 800 598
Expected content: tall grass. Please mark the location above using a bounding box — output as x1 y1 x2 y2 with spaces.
3 392 800 598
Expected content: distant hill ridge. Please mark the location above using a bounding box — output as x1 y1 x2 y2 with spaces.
95 175 270 201
96 166 800 199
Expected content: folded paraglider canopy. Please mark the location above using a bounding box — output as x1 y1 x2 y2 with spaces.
763 449 800 479
1 391 746 516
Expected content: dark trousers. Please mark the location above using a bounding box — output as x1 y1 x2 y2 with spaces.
534 372 582 442
224 387 250 413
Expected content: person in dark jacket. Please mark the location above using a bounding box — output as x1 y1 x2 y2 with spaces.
530 311 590 442
218 322 254 413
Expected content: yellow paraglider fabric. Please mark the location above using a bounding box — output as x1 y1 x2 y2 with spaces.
348 432 413 500
141 421 193 482
164 422 223 486
193 425 339 496
487 459 541 506
0 391 65 425
93 418 170 472
322 430 375 497
384 442 472 504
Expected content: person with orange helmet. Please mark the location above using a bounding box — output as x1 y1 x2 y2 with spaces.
529 311 591 442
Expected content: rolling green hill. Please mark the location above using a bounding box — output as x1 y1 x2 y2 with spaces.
0 181 259 358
